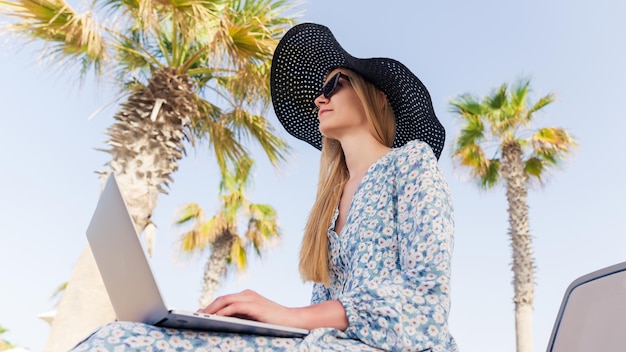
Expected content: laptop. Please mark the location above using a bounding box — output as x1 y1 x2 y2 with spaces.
86 173 309 338
546 261 626 351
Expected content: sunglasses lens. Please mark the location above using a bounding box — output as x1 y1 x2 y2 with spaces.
321 73 341 98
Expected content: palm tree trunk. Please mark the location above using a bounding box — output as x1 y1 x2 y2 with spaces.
502 142 534 352
516 304 534 352
199 230 235 308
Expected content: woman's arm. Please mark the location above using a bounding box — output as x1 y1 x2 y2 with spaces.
199 289 348 330
293 299 348 330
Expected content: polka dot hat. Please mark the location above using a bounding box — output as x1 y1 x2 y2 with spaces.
270 23 445 160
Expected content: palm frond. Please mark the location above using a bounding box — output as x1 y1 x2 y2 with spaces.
1 0 106 74
524 157 544 180
179 214 226 253
192 98 247 170
480 158 501 189
453 139 501 189
449 94 483 117
222 60 273 108
99 0 159 31
532 127 576 153
531 127 577 167
221 192 245 221
167 0 226 25
455 115 485 149
210 0 294 70
510 78 530 111
233 154 253 186
485 83 508 111
174 202 204 224
228 236 247 271
525 92 555 121
245 202 279 255
453 143 488 171
224 108 290 166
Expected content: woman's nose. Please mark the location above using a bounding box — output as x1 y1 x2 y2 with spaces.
314 93 328 109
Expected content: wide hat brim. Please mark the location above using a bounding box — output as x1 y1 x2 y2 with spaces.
270 23 445 159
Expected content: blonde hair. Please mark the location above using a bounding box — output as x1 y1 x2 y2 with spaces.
299 70 396 285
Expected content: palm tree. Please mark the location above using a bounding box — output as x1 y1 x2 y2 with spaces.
449 79 576 352
0 0 296 349
175 156 281 307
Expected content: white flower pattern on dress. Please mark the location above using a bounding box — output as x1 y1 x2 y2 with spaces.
70 141 458 352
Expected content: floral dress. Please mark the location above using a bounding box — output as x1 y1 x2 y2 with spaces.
70 140 458 352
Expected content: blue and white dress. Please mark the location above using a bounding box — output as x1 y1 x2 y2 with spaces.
71 140 458 352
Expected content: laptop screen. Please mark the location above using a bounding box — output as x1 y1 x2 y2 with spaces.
547 262 626 352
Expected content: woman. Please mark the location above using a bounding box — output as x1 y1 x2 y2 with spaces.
71 22 458 352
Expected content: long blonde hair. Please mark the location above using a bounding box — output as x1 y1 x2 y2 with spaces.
299 70 396 285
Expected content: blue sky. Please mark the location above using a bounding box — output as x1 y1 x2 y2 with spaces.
1 1 625 351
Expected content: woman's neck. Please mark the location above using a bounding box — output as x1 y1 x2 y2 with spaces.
340 136 391 179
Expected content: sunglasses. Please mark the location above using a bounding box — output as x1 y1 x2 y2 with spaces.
319 72 351 99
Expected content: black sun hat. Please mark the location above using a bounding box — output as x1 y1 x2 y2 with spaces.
270 22 445 159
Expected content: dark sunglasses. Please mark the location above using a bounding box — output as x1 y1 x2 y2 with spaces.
319 72 351 99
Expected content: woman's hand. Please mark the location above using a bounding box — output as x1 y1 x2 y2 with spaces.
197 289 349 331
198 289 297 327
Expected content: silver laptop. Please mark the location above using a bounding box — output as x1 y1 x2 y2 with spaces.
546 261 626 351
86 173 309 338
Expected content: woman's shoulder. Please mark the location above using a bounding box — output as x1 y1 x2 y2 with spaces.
392 140 437 163
391 140 449 189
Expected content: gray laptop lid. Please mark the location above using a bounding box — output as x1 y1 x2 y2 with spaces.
86 173 169 324
546 261 626 352
86 174 308 337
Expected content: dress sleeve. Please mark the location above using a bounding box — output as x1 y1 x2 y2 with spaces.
310 282 331 305
338 141 456 351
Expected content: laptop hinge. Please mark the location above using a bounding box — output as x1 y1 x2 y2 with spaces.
154 317 168 326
